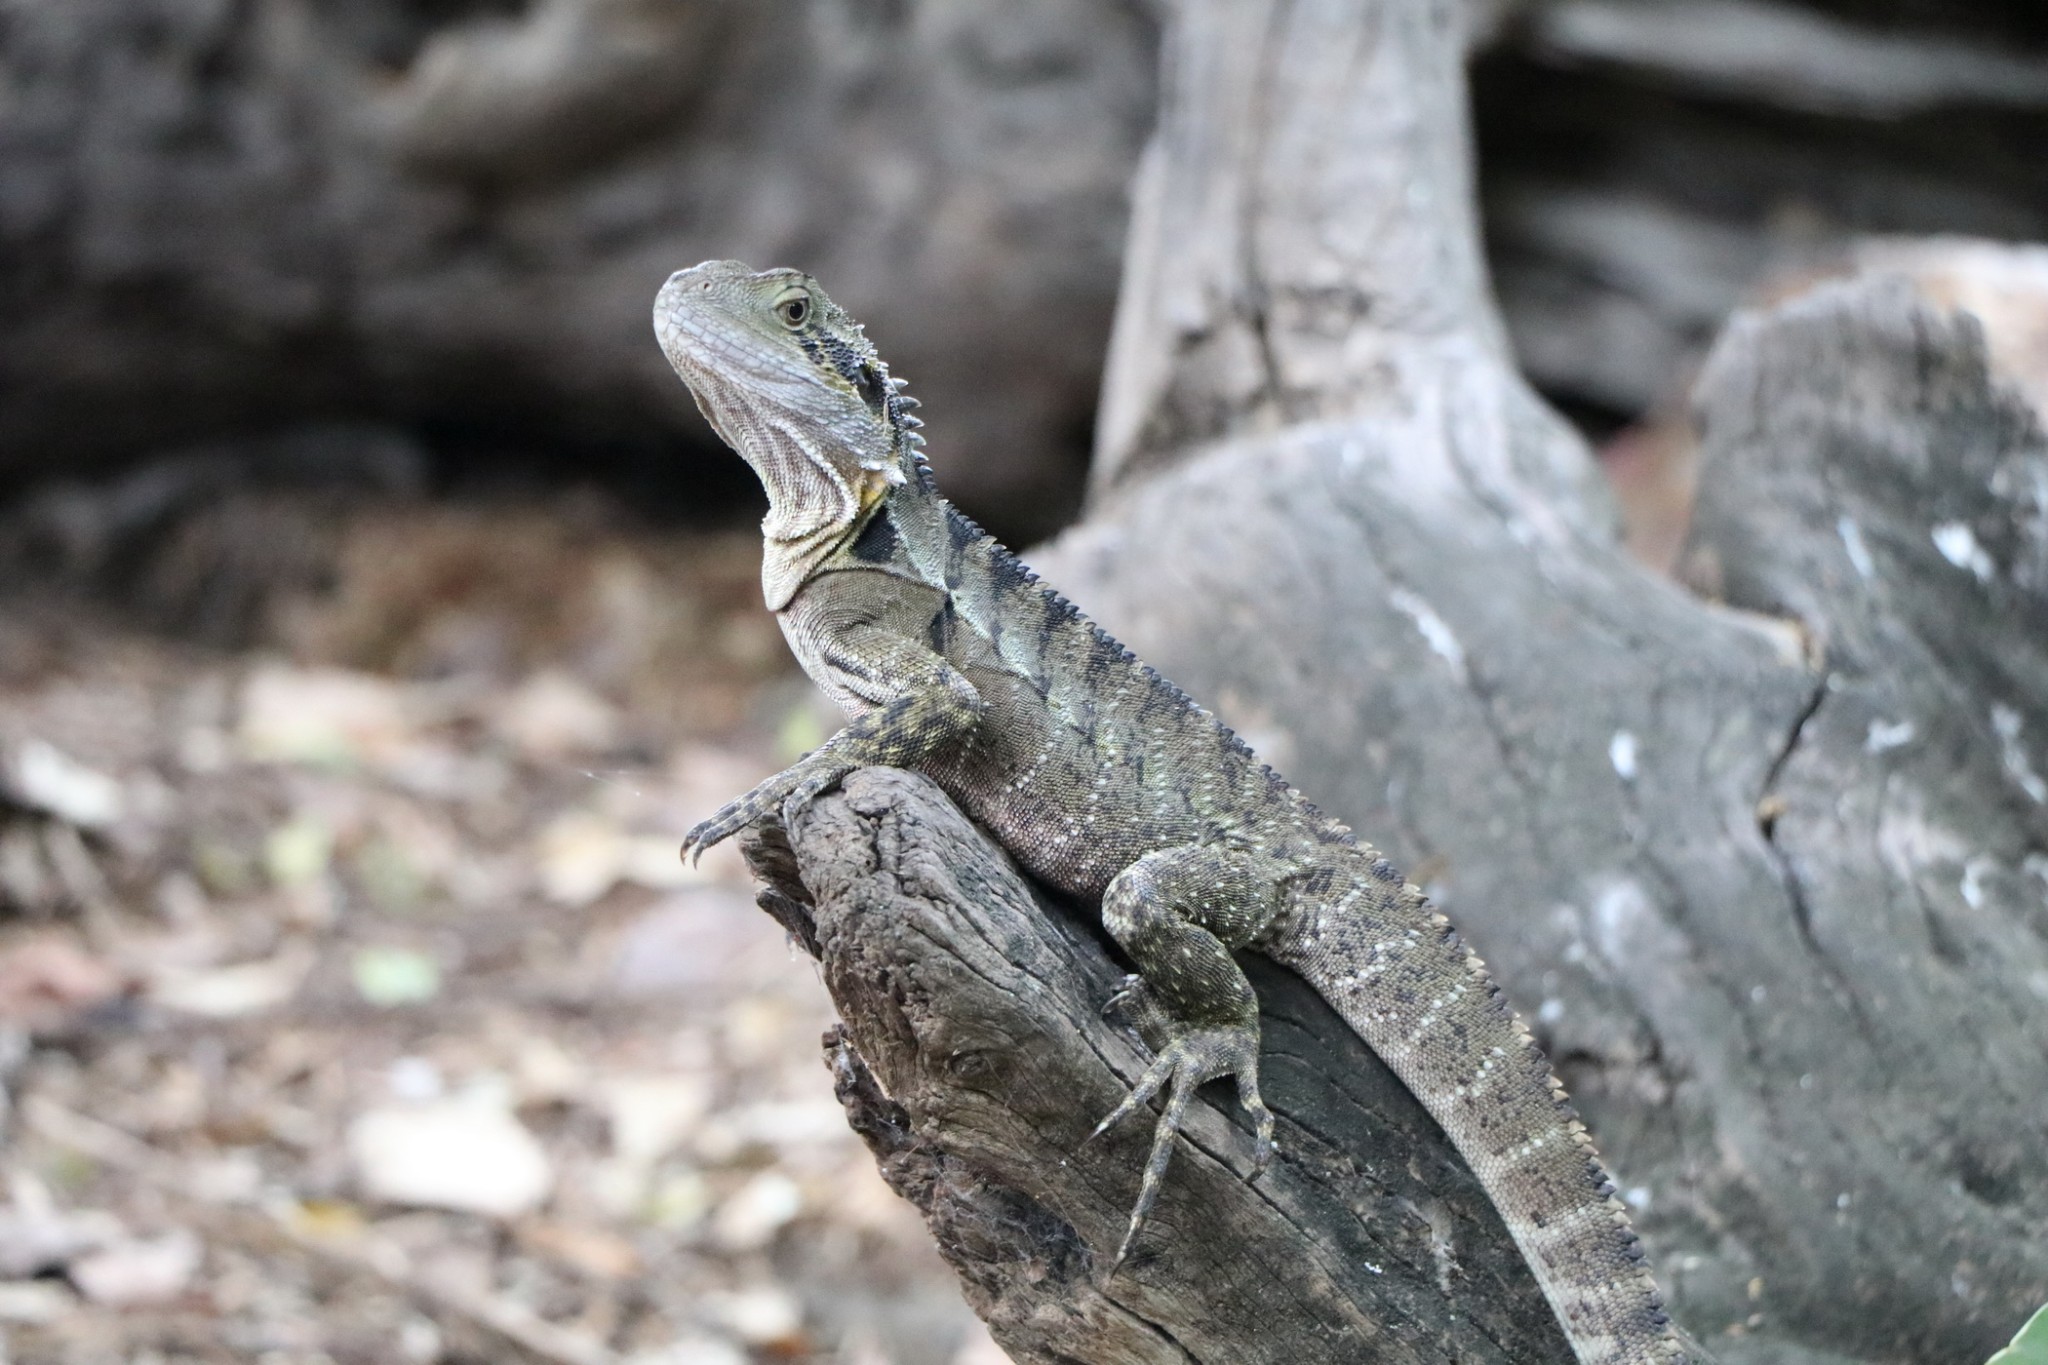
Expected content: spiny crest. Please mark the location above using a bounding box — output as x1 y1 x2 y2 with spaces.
945 502 1327 822
887 372 937 490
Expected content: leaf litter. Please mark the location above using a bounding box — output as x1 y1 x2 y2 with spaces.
0 489 999 1365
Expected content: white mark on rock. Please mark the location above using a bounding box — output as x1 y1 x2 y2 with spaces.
1387 588 1467 679
1750 985 1767 1003
1537 997 1565 1025
1864 719 1915 754
1608 730 1639 781
1426 1202 1456 1297
1992 705 2048 803
1931 521 1995 581
1837 516 1876 579
1588 876 1669 973
1624 1187 1651 1211
1960 857 1995 910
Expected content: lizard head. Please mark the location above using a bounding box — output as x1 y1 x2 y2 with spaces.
654 260 920 607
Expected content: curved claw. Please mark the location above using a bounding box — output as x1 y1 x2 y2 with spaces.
1085 1045 1176 1147
1238 1070 1277 1176
1088 1022 1271 1275
677 760 854 868
1111 1071 1197 1270
1100 973 1148 1020
678 797 755 867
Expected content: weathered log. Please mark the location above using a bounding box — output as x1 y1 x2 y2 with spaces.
1476 2 2048 424
742 768 1577 1364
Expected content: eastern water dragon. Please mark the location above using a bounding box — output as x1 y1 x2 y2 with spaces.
653 260 1688 1365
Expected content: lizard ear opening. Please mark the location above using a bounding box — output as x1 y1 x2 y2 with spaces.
854 362 888 415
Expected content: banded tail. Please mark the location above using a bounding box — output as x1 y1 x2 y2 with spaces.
1268 855 1687 1365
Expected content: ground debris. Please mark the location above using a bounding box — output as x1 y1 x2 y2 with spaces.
0 491 982 1365
68 1228 201 1308
349 1095 554 1218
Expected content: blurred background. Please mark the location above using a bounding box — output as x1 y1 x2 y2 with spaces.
1 1 2045 1362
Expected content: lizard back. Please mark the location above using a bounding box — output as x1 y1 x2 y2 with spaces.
835 485 1345 895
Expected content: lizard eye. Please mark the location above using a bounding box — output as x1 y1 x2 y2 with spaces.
774 291 811 329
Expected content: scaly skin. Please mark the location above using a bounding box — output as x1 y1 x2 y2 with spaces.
654 260 1689 1364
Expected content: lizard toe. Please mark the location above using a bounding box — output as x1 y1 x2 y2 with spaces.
1091 1022 1269 1273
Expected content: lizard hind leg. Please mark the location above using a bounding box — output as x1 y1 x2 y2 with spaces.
1091 845 1286 1271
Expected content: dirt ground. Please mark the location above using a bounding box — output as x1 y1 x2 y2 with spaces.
0 484 998 1365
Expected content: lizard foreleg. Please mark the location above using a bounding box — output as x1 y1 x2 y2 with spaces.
681 626 985 862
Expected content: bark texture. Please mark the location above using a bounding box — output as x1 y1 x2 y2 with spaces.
745 768 1577 1364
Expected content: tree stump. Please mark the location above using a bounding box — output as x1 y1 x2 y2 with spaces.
1036 3 2048 1363
729 2 2048 1362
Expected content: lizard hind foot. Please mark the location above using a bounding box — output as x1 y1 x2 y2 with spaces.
1088 1022 1276 1274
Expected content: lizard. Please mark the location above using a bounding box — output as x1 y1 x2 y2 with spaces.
653 259 1688 1365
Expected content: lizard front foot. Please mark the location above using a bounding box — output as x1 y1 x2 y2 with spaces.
1088 1020 1275 1272
679 795 765 865
679 761 849 865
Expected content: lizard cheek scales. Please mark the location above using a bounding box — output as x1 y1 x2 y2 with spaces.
653 266 1689 1365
